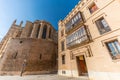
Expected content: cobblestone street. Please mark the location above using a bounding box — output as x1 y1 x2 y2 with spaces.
0 74 89 80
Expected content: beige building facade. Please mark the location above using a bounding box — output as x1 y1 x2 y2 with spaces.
58 0 120 80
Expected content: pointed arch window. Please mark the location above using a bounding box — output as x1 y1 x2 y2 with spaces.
42 25 47 39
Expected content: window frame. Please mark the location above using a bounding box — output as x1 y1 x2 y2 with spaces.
95 17 111 34
106 40 120 60
61 41 65 51
88 2 98 14
42 25 47 39
66 26 88 47
62 55 65 64
65 11 83 32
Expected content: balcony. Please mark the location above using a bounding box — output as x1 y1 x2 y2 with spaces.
66 21 84 35
65 12 85 34
66 26 92 49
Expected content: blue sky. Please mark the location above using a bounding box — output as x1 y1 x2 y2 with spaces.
0 0 80 38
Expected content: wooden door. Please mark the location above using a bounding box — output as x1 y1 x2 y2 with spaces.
77 55 88 76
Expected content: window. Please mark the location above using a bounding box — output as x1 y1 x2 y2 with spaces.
61 41 65 51
89 3 98 14
62 55 65 64
95 17 111 34
65 12 83 32
39 54 42 60
62 71 66 74
106 40 120 60
66 26 88 47
61 30 64 37
42 25 47 39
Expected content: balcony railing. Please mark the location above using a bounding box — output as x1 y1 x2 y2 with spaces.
66 26 91 48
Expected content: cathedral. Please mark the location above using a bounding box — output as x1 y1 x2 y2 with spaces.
0 20 58 75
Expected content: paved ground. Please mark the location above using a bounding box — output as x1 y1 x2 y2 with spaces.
0 74 89 80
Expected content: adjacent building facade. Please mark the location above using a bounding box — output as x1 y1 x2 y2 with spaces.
0 20 58 75
58 0 120 80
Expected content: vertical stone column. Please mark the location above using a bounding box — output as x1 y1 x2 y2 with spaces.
46 25 50 39
20 21 33 38
30 23 39 38
38 23 44 39
51 28 54 40
38 23 43 39
48 27 52 39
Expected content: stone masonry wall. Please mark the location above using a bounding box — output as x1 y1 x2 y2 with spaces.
0 38 57 75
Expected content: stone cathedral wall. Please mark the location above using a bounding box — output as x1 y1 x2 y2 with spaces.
0 20 58 75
